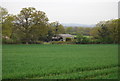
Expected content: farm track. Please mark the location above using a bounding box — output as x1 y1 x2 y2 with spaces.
29 65 118 79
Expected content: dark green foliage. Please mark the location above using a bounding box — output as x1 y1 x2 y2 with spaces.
81 37 91 44
35 41 44 44
1 6 119 44
51 41 66 44
97 24 111 43
90 19 119 44
14 7 49 44
65 27 92 36
50 22 65 35
76 34 83 44
66 37 72 41
1 7 65 44
76 34 91 44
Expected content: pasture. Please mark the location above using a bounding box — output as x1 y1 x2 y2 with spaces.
2 44 118 79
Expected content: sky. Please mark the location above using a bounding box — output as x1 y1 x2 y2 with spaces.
0 0 119 25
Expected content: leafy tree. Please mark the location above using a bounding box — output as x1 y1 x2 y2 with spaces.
14 7 49 44
105 19 118 43
76 34 83 44
90 27 101 39
0 7 9 43
65 27 73 34
2 15 15 38
45 26 55 41
97 24 111 43
93 19 119 44
1 6 119 44
76 34 90 44
50 22 65 36
0 7 8 37
0 6 8 23
0 7 16 42
83 27 92 36
65 27 92 36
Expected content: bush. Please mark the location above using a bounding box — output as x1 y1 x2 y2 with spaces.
76 34 83 44
51 40 76 44
65 41 76 44
76 34 91 44
66 37 72 41
90 39 101 44
2 38 21 44
51 41 66 44
81 37 91 44
2 39 12 44
44 42 51 44
35 41 44 44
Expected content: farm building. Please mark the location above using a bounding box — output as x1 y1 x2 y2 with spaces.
52 34 74 41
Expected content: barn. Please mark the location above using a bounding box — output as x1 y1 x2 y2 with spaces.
52 34 74 41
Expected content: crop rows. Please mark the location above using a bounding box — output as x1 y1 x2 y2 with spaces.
31 65 118 79
2 44 118 79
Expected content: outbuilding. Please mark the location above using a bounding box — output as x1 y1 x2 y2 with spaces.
52 34 74 41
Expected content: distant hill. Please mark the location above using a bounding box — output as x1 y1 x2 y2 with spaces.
61 23 96 27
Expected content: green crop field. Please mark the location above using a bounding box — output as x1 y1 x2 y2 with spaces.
2 44 118 79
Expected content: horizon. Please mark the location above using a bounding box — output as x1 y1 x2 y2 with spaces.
0 0 119 24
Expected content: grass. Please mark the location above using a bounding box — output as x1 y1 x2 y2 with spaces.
2 44 118 79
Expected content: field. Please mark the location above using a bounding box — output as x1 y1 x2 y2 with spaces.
2 44 118 79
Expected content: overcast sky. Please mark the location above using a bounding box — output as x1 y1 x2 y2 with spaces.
0 0 119 24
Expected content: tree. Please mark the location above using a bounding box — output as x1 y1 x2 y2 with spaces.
76 34 83 44
76 34 90 44
97 24 111 43
90 19 119 44
83 27 92 36
0 7 8 36
2 15 15 38
15 7 49 44
106 19 119 43
90 27 101 38
93 19 119 44
65 27 73 34
0 7 9 42
0 7 15 40
50 22 65 36
45 26 55 41
0 6 8 23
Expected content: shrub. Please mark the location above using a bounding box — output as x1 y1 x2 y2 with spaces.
51 41 66 44
51 41 76 44
81 37 91 44
35 41 44 44
44 42 51 44
66 37 72 41
76 34 92 44
65 41 76 44
76 34 83 44
3 39 12 44
2 38 21 44
91 39 101 44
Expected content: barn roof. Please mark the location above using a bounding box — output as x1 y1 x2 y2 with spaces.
58 34 74 38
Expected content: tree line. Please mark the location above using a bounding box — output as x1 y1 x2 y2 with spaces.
0 7 119 44
1 7 65 44
65 19 119 44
